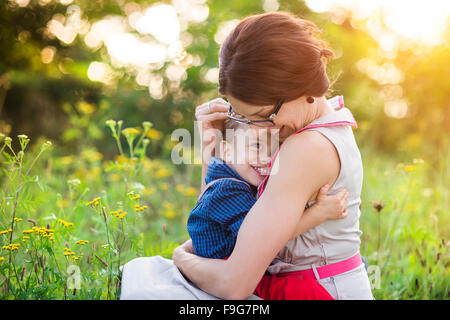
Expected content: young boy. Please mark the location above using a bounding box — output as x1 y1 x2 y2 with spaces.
186 120 348 299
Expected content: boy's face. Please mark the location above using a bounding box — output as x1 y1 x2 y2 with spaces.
221 127 278 186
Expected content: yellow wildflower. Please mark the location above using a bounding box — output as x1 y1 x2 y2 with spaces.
122 128 140 136
118 212 128 219
404 165 415 172
0 257 4 263
135 204 148 212
0 230 9 235
77 101 95 115
57 219 74 227
146 128 163 140
22 229 34 234
85 197 101 207
3 243 20 251
154 168 171 179
14 218 23 222
184 187 197 196
131 194 141 200
176 185 185 193
165 211 176 219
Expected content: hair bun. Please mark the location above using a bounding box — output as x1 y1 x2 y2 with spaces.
319 48 334 63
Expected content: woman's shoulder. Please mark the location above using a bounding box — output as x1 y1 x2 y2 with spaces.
272 129 340 188
281 129 337 160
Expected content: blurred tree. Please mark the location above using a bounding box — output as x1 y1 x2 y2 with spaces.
0 0 448 161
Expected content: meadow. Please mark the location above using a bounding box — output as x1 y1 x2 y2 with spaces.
0 0 449 301
0 119 448 300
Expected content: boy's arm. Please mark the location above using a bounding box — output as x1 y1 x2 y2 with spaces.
289 185 348 240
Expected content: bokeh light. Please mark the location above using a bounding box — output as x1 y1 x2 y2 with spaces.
305 0 450 46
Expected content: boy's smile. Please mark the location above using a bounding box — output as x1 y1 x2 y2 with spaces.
220 126 277 187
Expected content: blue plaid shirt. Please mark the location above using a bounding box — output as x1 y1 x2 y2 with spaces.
187 157 258 259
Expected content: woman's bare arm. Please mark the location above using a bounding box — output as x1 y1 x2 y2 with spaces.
173 131 340 299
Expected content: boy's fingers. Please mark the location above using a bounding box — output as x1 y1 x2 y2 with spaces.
335 189 346 199
319 184 330 197
342 192 349 203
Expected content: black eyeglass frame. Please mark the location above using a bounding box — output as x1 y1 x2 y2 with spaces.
226 98 285 127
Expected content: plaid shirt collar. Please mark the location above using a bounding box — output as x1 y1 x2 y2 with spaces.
205 157 246 184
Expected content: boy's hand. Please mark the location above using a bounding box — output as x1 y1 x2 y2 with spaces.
315 184 348 221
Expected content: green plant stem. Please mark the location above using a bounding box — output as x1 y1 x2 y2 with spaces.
134 128 149 150
24 149 44 177
101 206 113 300
11 256 23 292
6 156 23 294
114 136 124 156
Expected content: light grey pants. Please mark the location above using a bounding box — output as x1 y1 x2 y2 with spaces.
120 256 262 300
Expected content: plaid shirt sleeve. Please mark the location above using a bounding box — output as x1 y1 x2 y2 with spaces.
205 180 257 237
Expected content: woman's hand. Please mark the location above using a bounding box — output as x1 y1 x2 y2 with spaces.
195 98 229 133
195 98 229 156
195 98 229 189
173 239 194 264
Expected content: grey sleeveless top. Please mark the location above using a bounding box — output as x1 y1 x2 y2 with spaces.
267 103 364 274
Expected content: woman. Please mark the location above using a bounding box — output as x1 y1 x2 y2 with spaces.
171 11 373 300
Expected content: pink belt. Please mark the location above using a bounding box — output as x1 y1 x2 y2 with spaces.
276 252 362 280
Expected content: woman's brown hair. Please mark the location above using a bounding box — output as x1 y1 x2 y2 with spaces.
218 11 334 106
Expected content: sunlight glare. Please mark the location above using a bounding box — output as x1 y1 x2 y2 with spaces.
305 0 450 47
384 99 408 119
133 4 180 45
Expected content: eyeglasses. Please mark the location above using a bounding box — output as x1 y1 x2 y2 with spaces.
226 98 284 127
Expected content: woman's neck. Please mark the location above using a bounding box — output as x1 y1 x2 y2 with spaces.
295 96 333 131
